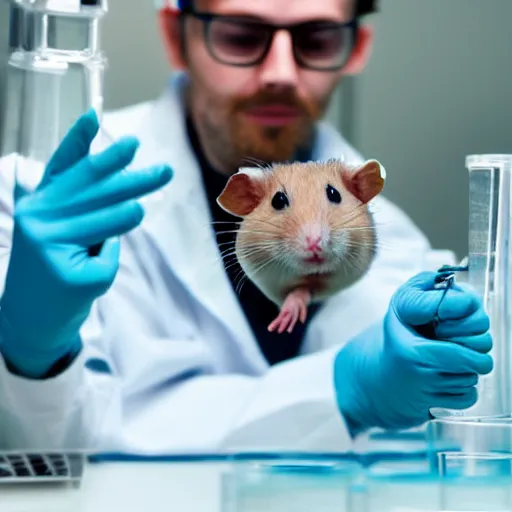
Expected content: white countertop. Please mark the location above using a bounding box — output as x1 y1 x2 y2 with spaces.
0 455 509 512
0 460 231 512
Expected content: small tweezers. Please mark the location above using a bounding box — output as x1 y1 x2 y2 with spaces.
416 264 469 339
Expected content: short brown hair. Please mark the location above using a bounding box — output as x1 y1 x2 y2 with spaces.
356 0 378 16
179 0 379 17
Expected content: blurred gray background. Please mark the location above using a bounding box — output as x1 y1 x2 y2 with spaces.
1 0 511 260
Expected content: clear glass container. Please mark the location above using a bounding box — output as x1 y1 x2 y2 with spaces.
0 0 108 192
430 154 512 420
363 449 512 512
427 417 512 471
221 455 362 512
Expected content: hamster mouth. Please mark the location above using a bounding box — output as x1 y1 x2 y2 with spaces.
304 254 326 264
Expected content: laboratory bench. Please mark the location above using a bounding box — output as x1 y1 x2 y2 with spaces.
1 428 511 512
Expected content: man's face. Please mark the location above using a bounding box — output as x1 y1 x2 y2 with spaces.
176 0 360 171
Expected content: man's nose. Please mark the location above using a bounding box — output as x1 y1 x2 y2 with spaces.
258 30 299 87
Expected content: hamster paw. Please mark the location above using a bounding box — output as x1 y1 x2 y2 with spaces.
268 289 310 334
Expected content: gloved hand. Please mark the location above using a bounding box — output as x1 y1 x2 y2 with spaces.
0 109 173 378
334 271 493 435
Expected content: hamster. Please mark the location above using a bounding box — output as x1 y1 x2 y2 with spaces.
216 158 386 334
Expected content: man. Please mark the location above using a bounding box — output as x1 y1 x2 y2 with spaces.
0 0 491 453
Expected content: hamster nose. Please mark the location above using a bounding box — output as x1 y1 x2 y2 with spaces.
305 235 323 253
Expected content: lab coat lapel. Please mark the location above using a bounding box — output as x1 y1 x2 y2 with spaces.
126 74 267 371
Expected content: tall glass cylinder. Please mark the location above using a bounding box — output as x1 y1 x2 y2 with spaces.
0 0 108 191
431 154 512 421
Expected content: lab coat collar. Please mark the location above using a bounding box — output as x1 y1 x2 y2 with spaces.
104 71 363 372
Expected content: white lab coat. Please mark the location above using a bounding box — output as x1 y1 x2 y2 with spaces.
0 72 455 454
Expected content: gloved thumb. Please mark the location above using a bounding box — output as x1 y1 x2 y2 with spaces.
391 271 480 327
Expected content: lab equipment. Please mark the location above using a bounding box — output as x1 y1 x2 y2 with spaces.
0 111 172 379
427 417 512 474
334 270 492 434
0 0 109 191
221 456 363 512
363 458 440 512
218 451 512 512
430 154 512 420
365 460 512 512
427 419 512 512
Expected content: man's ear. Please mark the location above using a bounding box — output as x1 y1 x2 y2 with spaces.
217 167 267 217
342 159 386 204
342 24 374 75
158 7 187 70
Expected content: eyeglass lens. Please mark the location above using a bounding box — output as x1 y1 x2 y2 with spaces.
208 19 352 69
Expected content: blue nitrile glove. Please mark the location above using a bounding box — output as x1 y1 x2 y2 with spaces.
334 271 493 435
0 109 173 378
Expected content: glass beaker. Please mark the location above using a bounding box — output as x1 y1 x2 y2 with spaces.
427 417 512 475
429 420 512 512
430 154 512 421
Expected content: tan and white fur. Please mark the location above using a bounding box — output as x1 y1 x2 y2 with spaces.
216 158 386 334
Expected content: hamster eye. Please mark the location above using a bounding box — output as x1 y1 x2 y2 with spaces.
271 191 289 210
326 184 342 204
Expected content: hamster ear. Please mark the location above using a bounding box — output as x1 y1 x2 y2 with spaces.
217 167 267 217
342 159 386 204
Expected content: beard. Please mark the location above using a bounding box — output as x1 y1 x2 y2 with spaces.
191 83 329 173
226 88 325 165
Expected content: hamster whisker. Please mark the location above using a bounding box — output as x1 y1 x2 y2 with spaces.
220 245 276 262
245 218 284 231
233 267 248 295
237 227 282 237
219 243 278 267
210 220 243 224
217 241 277 256
331 205 368 228
243 258 280 291
219 253 270 274
210 218 284 232
331 222 401 252
215 229 279 237
340 236 398 254
219 239 278 251
340 249 370 274
240 156 273 171
233 260 277 296
262 245 297 275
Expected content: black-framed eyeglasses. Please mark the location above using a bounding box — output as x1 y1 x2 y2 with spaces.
179 8 359 72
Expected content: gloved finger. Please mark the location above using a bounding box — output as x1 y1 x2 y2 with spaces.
427 388 477 410
48 201 145 247
54 164 173 217
436 289 484 322
41 136 140 203
79 238 121 289
393 286 480 327
417 340 493 375
41 109 100 185
427 372 478 392
435 308 490 338
439 332 492 354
